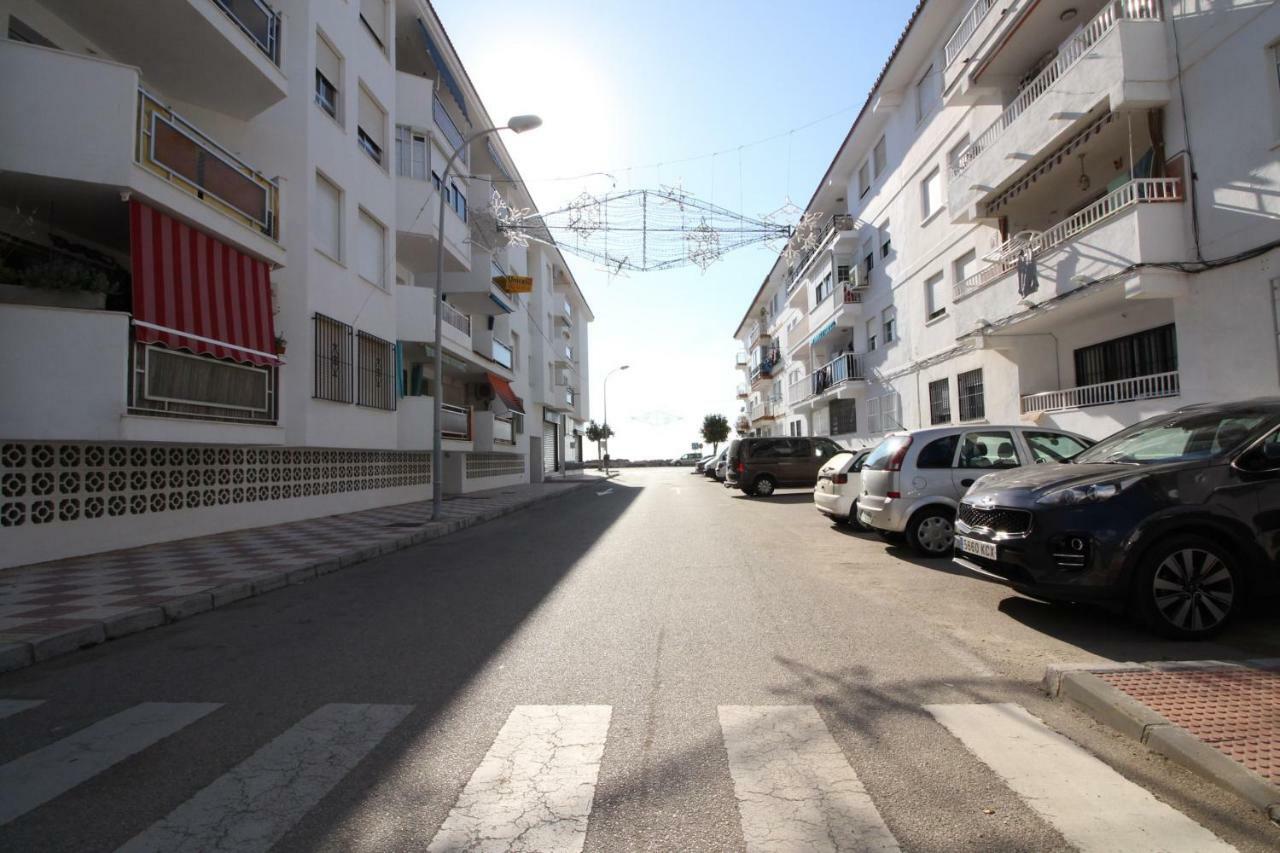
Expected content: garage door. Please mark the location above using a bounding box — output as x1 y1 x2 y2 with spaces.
542 422 558 474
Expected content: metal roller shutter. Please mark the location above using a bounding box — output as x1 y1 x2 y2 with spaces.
542 423 558 474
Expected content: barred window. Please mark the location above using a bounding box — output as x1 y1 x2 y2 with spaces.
958 369 985 422
313 313 353 403
357 331 396 411
830 398 857 435
929 378 951 425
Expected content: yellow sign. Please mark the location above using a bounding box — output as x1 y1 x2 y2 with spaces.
493 275 533 294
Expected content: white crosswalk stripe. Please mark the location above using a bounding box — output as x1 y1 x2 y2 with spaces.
926 702 1238 853
0 699 44 721
118 702 411 853
0 702 220 825
718 705 900 853
427 704 612 853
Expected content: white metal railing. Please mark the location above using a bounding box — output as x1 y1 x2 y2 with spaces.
1020 370 1179 414
944 0 998 66
737 383 749 397
953 178 1182 300
494 415 515 444
213 0 280 64
492 338 513 369
749 402 764 420
441 403 472 439
441 300 471 335
736 351 750 367
812 353 865 396
951 0 1162 176
842 285 864 305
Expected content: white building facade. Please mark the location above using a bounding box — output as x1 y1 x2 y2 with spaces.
0 0 592 568
735 0 1279 450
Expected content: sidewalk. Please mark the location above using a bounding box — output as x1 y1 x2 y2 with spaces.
1045 659 1280 822
0 476 600 674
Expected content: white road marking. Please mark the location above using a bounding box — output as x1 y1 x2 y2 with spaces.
0 699 44 721
596 489 614 496
925 703 1238 853
119 703 411 853
428 704 612 853
0 702 220 825
718 705 900 852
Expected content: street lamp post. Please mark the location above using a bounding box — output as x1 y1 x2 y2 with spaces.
432 114 542 521
602 364 629 476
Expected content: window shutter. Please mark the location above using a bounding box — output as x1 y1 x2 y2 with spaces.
360 0 387 45
313 174 341 259
317 36 341 89
358 88 385 149
357 210 385 287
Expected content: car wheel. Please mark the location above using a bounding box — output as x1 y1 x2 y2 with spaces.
846 501 866 530
752 475 776 497
1133 536 1239 639
907 508 954 558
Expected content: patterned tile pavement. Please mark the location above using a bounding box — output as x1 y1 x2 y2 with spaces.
0 477 599 671
1100 663 1280 783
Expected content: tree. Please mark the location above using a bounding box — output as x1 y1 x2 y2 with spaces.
584 420 614 464
701 414 730 454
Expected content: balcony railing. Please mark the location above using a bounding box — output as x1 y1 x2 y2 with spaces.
736 384 749 398
789 214 854 284
441 403 472 439
944 0 997 66
735 352 750 367
492 338 513 369
137 89 279 240
213 0 281 65
494 415 515 444
842 285 864 304
954 178 1182 301
751 345 782 382
811 353 864 396
951 0 1162 176
1020 370 1179 414
433 95 468 165
441 300 471 335
788 375 809 403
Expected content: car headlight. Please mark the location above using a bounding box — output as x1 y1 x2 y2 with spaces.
1036 477 1140 507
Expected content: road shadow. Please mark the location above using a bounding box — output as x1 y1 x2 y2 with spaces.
727 491 813 504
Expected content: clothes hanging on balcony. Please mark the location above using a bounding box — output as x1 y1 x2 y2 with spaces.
128 201 278 366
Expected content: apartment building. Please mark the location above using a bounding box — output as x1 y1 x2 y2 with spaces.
0 0 592 567
735 0 1279 450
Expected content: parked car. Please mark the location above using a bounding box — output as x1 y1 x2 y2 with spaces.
715 453 730 482
814 448 874 526
726 436 845 496
694 454 716 474
858 425 1093 557
954 400 1280 639
675 452 702 466
705 447 728 479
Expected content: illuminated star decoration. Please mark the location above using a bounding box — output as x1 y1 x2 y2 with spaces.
563 192 603 241
684 217 722 272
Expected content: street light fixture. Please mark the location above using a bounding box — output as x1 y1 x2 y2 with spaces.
432 115 542 521
602 365 630 476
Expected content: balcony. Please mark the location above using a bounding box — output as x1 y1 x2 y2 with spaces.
438 185 516 316
811 353 865 397
948 1 1168 221
50 0 286 119
491 339 514 370
494 415 516 445
750 345 782 386
1021 370 1179 415
735 352 750 368
787 214 855 285
441 403 473 440
433 95 469 167
944 0 998 69
736 384 749 399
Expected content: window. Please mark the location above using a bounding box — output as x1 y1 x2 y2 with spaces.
881 391 902 431
948 135 971 174
866 318 877 352
357 86 386 166
953 249 977 289
873 136 887 176
313 313 353 403
830 399 857 435
450 182 467 221
356 209 386 288
1025 431 1092 464
313 172 342 260
879 222 891 258
882 307 896 344
958 369 985 421
959 431 1020 468
315 34 341 121
815 272 833 303
915 63 940 123
925 272 946 320
921 167 941 220
356 331 395 410
867 396 881 434
8 17 57 48
858 160 871 198
917 434 958 468
359 0 388 49
1073 324 1177 388
395 126 427 179
928 378 951 424
835 264 851 284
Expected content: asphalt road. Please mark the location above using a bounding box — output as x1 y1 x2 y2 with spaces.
1 467 1277 851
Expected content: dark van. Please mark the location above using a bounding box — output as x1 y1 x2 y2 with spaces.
726 437 845 496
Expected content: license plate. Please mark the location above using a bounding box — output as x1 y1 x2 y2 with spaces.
957 536 997 560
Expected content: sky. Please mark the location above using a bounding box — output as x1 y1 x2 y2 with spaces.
434 0 920 460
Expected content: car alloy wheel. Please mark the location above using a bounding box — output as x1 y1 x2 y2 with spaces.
909 510 954 557
1149 545 1236 636
753 476 776 497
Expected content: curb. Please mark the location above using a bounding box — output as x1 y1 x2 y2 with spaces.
1046 661 1280 822
0 479 597 676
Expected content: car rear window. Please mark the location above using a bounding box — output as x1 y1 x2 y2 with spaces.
822 452 856 474
864 436 910 470
916 434 958 469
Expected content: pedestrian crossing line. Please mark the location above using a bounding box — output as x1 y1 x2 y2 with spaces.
0 699 44 721
117 702 411 853
0 702 221 825
925 703 1238 853
427 704 612 853
718 705 901 853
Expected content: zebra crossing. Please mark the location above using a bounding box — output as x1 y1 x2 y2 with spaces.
0 697 1239 852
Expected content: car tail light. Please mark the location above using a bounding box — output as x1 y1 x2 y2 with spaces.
735 461 744 473
832 473 848 484
887 490 901 499
887 437 912 472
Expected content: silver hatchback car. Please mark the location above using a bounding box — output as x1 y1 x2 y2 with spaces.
857 425 1093 556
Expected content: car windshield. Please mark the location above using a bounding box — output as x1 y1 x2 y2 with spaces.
863 436 910 471
1075 410 1270 465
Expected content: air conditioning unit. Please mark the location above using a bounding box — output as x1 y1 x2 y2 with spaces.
474 382 494 401
850 266 868 289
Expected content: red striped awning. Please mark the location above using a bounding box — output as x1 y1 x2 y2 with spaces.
487 372 525 414
129 200 278 366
